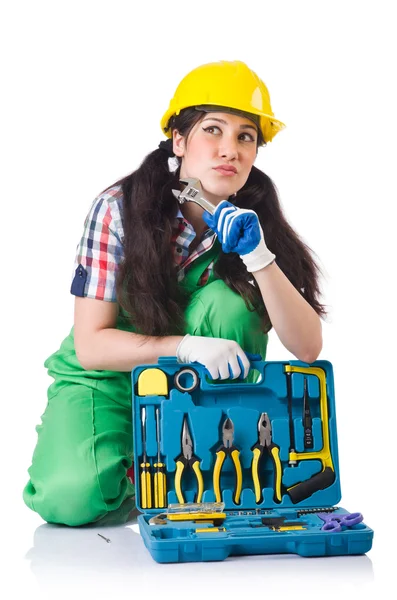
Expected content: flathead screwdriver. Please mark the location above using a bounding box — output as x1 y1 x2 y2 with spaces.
140 407 152 508
303 377 314 449
154 407 167 508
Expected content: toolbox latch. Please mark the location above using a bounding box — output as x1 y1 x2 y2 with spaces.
158 356 179 366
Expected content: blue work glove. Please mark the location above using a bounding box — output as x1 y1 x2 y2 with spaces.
203 200 276 272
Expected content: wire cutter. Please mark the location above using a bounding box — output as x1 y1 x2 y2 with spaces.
251 412 283 504
213 417 243 505
174 416 204 504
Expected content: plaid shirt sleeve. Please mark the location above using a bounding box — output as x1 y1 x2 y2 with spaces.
70 188 124 302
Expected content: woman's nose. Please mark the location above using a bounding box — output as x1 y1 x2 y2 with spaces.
218 137 238 160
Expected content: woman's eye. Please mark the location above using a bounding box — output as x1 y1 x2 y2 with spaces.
203 126 256 143
203 126 221 134
239 133 256 142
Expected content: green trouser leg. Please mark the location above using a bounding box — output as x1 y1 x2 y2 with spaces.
23 280 267 526
23 330 136 527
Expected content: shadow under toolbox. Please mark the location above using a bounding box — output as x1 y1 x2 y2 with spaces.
132 357 374 563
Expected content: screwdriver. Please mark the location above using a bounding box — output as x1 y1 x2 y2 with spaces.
140 407 152 509
154 407 167 508
286 370 297 467
303 377 314 449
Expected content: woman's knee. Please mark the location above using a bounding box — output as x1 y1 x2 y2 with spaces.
23 465 108 526
23 384 134 526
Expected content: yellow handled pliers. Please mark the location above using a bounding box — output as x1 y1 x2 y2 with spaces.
213 417 243 505
251 412 283 504
174 416 204 504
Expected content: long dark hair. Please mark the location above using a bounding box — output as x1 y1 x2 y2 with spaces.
105 108 327 336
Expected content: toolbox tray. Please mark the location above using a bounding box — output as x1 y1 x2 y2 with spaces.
132 358 374 563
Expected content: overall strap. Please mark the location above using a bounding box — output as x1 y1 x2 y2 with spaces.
179 239 221 294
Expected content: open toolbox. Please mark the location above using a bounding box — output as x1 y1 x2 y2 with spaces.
132 357 374 563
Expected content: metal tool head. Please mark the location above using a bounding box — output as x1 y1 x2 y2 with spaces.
222 417 235 448
182 416 193 460
149 512 167 526
171 178 203 203
171 177 216 214
258 412 272 447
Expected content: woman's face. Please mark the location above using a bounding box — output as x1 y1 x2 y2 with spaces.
172 111 258 205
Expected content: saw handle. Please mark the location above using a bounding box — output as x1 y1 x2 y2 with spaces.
286 467 336 504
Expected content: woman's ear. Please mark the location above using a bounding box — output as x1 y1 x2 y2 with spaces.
172 130 185 157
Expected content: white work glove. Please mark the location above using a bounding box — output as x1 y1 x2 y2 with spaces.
203 200 275 272
176 334 251 380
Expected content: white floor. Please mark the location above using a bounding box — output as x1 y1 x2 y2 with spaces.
4 497 390 600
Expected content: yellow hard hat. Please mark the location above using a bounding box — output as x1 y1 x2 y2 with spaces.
160 60 286 144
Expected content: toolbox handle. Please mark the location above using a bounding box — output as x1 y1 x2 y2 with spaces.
239 352 263 378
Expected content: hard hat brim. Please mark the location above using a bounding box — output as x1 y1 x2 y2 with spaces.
161 103 286 144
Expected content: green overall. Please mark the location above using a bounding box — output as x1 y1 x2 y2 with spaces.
23 244 268 526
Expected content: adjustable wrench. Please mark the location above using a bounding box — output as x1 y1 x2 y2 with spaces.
171 178 217 215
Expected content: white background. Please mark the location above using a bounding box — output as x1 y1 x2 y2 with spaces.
1 1 395 598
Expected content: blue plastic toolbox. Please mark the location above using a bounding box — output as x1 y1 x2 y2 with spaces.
132 357 374 563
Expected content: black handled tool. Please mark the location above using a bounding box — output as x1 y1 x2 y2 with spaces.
286 370 297 467
303 377 314 449
174 416 204 504
251 413 282 504
213 417 243 505
251 517 308 531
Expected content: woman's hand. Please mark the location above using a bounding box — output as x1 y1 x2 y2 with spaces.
176 334 250 380
203 200 276 272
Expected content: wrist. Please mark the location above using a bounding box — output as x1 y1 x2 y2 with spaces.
251 258 276 275
175 333 191 361
158 335 185 358
241 245 276 273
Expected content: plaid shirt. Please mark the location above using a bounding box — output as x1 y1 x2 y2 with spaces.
71 185 217 301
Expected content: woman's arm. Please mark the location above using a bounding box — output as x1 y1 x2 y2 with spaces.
202 201 323 364
253 262 322 363
74 297 183 371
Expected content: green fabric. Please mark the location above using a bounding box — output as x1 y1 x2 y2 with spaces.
23 245 268 526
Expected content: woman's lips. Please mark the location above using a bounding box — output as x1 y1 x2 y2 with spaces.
213 167 237 176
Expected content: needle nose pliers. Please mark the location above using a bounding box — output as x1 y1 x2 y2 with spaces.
251 412 283 504
213 417 243 505
174 416 204 504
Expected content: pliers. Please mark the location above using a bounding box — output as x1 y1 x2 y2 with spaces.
174 416 204 504
213 417 243 505
251 412 283 504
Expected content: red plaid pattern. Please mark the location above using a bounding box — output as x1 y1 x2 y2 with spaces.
71 185 217 300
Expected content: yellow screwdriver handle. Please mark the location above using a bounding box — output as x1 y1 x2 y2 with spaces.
251 447 262 503
213 450 226 503
231 449 242 505
154 462 167 509
140 462 152 509
269 444 283 503
192 460 204 503
175 460 185 504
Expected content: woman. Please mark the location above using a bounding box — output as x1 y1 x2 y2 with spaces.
23 60 326 526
